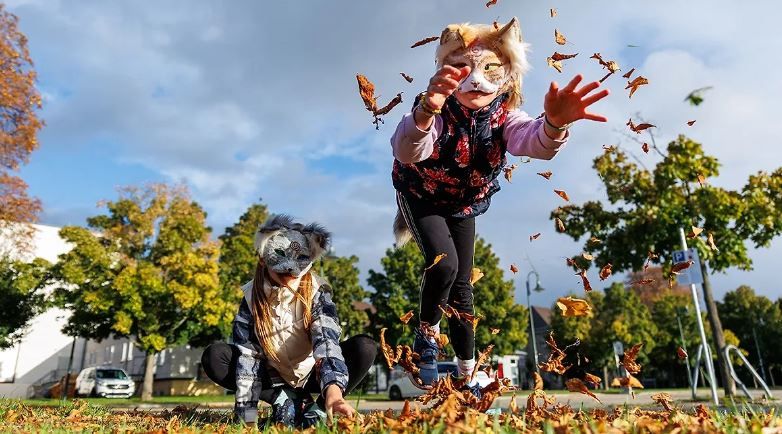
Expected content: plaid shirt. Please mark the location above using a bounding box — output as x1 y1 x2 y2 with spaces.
232 273 348 423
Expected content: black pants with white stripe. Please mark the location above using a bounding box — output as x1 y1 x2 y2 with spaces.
396 192 476 360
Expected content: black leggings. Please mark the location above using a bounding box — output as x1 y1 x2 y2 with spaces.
397 193 476 360
201 334 378 395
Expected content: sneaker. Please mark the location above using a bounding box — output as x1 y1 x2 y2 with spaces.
269 387 298 426
412 326 439 388
463 381 483 400
300 401 327 428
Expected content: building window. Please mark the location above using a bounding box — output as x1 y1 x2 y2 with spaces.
121 343 128 362
158 349 166 366
128 344 134 361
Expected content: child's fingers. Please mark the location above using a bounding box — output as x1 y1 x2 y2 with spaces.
575 81 601 98
429 75 460 89
583 112 608 122
581 88 610 107
561 74 583 93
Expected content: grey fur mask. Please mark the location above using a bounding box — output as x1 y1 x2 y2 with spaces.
254 215 331 278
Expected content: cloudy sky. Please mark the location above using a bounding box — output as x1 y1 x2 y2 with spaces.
10 0 781 307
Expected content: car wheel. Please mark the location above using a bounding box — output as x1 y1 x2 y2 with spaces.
389 385 402 400
89 387 97 398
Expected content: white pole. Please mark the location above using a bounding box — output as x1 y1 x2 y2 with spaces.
679 227 720 405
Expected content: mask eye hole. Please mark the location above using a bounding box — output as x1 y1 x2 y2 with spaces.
274 248 286 257
298 254 310 261
484 63 502 72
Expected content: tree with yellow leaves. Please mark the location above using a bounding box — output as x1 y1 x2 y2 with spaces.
51 184 234 400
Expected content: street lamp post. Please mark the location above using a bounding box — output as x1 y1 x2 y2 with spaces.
526 270 544 374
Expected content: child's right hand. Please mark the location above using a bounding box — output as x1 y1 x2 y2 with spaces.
425 65 471 110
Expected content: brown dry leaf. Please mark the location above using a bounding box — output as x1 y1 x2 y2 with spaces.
400 310 414 324
632 278 656 285
556 218 566 232
410 36 439 48
503 164 518 182
687 226 704 238
566 378 601 403
533 372 544 390
687 120 696 126
642 142 650 153
537 171 553 180
538 332 575 375
611 374 643 388
529 232 541 242
622 67 636 79
486 0 498 7
374 93 403 116
677 346 688 360
599 263 613 280
554 29 567 45
508 393 519 414
589 236 602 245
379 328 400 369
470 344 495 383
627 118 656 134
546 57 563 73
584 373 602 386
356 74 377 112
551 52 578 61
697 174 707 187
461 312 482 332
651 392 675 412
707 232 719 252
671 260 694 274
550 8 557 18
554 189 570 201
436 334 449 349
510 263 519 273
400 72 414 83
582 252 594 261
603 144 617 152
490 328 500 335
625 76 649 98
547 52 578 73
439 304 459 319
470 267 485 285
577 269 593 292
591 53 620 82
644 250 659 271
556 296 592 317
622 343 643 374
425 253 448 270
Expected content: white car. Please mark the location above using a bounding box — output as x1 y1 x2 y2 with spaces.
75 367 135 398
387 361 493 400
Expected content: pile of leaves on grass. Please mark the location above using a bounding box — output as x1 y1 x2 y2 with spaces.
3 397 782 433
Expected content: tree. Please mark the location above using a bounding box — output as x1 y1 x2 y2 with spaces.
718 286 782 384
0 257 49 348
0 5 44 253
368 236 528 357
51 184 234 400
647 292 701 387
552 135 782 395
317 254 370 339
218 202 269 297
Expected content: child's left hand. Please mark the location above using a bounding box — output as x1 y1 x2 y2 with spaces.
544 74 609 127
324 384 355 419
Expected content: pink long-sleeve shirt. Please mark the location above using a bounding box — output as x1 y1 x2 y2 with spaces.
391 109 569 164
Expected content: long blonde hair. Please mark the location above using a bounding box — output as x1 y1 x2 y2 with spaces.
251 262 314 362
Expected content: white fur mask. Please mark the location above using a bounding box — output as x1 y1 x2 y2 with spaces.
254 215 331 278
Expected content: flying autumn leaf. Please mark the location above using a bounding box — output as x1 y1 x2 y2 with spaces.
510 263 519 273
697 174 707 187
554 189 570 201
547 52 578 73
588 237 602 245
582 253 594 261
356 74 403 129
530 233 541 242
603 144 617 152
490 328 500 335
538 332 575 375
411 36 439 48
550 8 557 18
652 392 675 412
436 334 449 349
591 53 620 82
425 253 448 270
687 120 696 126
566 257 577 267
622 343 643 374
644 251 659 271
622 68 636 79
566 378 601 403
503 164 518 182
671 260 694 274
599 263 613 280
556 296 592 317
642 142 650 153
584 373 602 386
686 226 704 239
533 372 543 390
470 344 495 382
461 312 482 332
400 72 414 83
546 57 563 73
677 347 688 360
470 267 484 285
554 29 567 45
556 218 566 232
485 0 498 7
537 171 553 180
707 232 719 252
379 328 400 369
684 86 713 106
612 375 643 388
625 76 649 98
627 118 656 134
577 269 593 291
400 310 414 324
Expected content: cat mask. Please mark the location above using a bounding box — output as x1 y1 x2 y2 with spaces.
435 17 530 109
254 214 331 278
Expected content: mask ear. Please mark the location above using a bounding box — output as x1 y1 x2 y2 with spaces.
301 223 331 261
254 214 296 255
497 17 521 44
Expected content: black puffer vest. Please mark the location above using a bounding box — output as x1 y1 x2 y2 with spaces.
392 92 510 217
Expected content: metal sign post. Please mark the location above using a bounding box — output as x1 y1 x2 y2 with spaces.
678 227 719 405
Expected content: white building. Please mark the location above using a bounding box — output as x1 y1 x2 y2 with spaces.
0 223 220 398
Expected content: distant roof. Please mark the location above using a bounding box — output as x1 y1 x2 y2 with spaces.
531 306 552 329
352 300 376 314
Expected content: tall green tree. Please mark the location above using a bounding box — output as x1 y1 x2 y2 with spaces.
317 254 370 339
552 135 782 395
0 257 49 348
718 286 782 384
368 236 528 356
218 202 269 297
51 184 234 400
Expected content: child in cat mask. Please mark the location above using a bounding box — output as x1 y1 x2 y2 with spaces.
201 215 377 427
391 18 608 393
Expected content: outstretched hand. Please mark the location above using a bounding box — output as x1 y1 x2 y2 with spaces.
544 74 609 127
425 65 471 110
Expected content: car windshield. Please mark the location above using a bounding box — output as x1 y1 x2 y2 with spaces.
96 369 128 380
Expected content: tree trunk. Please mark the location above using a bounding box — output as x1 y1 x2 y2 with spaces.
700 261 736 396
141 351 156 401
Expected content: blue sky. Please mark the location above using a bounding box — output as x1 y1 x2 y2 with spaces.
10 0 782 307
